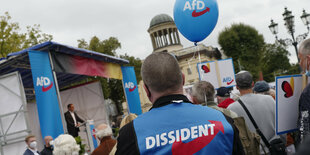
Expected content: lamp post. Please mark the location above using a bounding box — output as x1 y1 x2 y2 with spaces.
268 7 310 63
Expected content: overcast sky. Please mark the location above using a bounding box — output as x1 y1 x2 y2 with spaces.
0 0 309 63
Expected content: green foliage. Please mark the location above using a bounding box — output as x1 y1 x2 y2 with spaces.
218 23 300 81
0 12 53 58
261 44 292 82
218 23 265 80
75 136 86 154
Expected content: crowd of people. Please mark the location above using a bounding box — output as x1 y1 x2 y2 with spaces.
23 38 310 154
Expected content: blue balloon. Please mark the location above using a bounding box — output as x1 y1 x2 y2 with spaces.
174 0 219 43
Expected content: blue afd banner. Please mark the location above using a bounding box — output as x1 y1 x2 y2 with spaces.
121 66 142 115
28 51 64 139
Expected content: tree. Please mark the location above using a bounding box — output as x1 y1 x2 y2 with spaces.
77 36 142 114
218 23 265 80
0 12 53 58
261 44 293 82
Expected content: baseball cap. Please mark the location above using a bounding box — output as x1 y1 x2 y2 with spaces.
235 71 253 89
216 87 230 97
253 81 270 92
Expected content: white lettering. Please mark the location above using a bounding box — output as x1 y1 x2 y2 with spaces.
156 134 160 147
198 124 208 137
208 124 215 135
145 123 219 150
160 133 168 146
36 77 42 86
183 1 192 11
191 0 197 10
168 131 175 144
43 77 50 86
191 126 198 139
181 128 190 141
146 136 155 149
197 1 205 10
176 130 180 142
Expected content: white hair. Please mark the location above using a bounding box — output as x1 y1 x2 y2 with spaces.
53 134 80 155
96 125 113 139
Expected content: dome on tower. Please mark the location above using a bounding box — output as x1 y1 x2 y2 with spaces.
149 14 174 28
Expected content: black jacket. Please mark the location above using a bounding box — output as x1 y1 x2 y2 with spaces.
64 111 84 137
40 146 53 155
116 95 244 155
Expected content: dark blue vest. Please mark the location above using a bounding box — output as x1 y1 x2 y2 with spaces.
133 102 234 155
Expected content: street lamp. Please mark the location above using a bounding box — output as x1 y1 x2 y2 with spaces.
269 7 310 63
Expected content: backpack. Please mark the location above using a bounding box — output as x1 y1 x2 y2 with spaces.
233 117 261 155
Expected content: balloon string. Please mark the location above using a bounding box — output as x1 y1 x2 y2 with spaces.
194 42 198 46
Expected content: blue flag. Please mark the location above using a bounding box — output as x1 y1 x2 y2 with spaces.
28 51 64 139
121 66 142 115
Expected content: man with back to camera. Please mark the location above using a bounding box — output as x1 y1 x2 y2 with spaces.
217 86 235 109
64 104 84 137
23 135 39 155
227 71 278 154
191 81 238 118
116 52 244 155
298 38 310 142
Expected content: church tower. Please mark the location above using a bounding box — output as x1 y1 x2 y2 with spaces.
148 14 183 53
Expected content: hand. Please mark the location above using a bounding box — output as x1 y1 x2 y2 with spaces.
76 123 81 127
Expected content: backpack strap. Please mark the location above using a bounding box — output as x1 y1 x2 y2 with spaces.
237 99 271 149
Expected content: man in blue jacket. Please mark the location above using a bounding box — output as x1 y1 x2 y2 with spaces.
116 52 244 155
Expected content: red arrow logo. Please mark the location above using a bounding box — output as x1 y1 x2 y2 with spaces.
192 7 210 17
42 82 53 92
227 79 234 85
172 120 224 155
129 85 136 92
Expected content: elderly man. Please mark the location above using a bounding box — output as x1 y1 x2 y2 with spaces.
298 38 310 142
53 134 80 155
116 52 244 155
227 71 278 154
40 136 53 155
191 81 237 118
23 135 39 155
217 87 235 108
92 124 116 155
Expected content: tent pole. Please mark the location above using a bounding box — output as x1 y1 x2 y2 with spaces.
48 52 67 134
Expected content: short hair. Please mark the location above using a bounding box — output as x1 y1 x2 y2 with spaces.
192 81 215 103
299 38 310 55
25 135 35 143
67 104 73 109
235 71 253 89
120 113 138 128
141 52 183 93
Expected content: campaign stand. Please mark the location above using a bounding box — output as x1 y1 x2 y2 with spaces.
85 120 98 152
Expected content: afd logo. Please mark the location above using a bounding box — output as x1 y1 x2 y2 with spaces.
36 77 53 92
223 77 234 85
125 82 136 92
183 0 210 17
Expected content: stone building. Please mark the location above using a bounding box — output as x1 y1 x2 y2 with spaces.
123 14 222 114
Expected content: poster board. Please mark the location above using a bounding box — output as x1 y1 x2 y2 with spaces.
276 75 303 134
197 58 236 89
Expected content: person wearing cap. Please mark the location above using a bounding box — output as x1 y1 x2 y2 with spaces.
217 87 235 109
227 71 277 154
